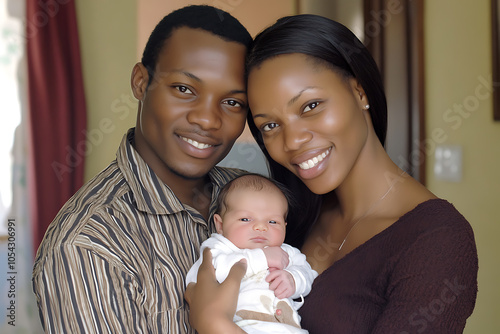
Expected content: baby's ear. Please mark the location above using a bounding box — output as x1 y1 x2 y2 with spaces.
214 214 223 234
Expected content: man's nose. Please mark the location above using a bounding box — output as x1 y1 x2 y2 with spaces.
186 97 222 130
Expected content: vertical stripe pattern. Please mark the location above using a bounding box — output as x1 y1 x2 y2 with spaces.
32 129 246 333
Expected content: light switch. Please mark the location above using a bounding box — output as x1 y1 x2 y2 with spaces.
434 145 462 182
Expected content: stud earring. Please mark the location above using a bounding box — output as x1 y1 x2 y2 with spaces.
363 104 370 110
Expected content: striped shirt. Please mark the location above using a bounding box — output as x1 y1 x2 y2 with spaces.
32 129 247 333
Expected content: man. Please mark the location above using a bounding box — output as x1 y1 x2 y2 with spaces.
32 5 252 333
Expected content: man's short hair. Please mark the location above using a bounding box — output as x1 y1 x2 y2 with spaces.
141 5 252 85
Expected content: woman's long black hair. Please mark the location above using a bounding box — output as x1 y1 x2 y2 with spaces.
246 15 388 248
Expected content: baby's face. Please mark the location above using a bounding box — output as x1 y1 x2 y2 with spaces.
215 188 287 249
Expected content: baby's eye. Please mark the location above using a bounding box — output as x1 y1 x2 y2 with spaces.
174 85 193 95
262 123 279 132
268 220 277 224
303 101 320 113
239 218 250 222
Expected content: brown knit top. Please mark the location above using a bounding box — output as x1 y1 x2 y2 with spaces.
299 199 478 334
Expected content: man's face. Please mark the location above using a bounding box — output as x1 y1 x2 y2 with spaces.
132 27 248 183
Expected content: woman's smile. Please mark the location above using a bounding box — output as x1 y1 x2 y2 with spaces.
296 147 332 170
248 53 370 194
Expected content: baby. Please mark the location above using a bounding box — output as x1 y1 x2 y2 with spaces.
185 174 317 334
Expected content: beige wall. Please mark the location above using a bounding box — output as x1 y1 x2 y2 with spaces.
138 0 296 52
78 0 499 331
425 0 500 332
76 0 138 181
298 0 364 38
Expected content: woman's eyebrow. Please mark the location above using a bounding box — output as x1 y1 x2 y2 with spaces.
253 86 319 119
288 86 318 106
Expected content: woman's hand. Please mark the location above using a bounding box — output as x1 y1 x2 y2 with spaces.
185 248 247 333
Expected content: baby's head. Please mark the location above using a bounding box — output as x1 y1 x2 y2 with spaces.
214 174 290 249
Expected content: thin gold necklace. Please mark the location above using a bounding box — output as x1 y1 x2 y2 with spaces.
338 170 406 251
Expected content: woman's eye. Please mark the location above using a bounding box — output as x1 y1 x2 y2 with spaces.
262 123 279 132
303 101 320 113
223 99 242 108
174 85 193 94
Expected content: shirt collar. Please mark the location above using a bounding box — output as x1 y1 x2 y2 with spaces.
116 128 229 218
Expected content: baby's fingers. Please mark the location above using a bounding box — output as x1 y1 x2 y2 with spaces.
265 269 280 283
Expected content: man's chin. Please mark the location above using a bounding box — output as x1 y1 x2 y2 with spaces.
168 153 229 180
171 169 205 181
169 165 212 181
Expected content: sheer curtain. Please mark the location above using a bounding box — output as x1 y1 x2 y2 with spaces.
0 0 87 331
0 0 42 332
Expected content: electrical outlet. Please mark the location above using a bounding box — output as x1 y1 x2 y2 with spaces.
434 145 462 182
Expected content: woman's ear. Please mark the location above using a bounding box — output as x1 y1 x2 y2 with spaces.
131 63 149 101
214 214 224 234
349 78 369 110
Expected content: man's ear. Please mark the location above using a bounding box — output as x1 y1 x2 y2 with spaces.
349 78 369 110
131 63 149 101
214 214 223 234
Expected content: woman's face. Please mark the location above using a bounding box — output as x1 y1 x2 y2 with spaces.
248 54 370 194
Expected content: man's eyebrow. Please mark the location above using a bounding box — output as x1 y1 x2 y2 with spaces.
169 70 246 95
288 86 318 106
169 70 201 82
228 89 247 95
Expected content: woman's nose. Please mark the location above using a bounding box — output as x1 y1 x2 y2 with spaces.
283 121 313 152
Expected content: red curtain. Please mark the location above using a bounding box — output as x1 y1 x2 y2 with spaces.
27 0 87 252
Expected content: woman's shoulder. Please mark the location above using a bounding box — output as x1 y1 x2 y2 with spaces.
390 175 472 232
401 198 469 225
391 198 476 249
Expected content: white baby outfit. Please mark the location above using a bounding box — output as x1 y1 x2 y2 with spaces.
185 233 318 334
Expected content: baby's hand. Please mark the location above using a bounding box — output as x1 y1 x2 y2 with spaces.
266 270 295 299
263 246 289 270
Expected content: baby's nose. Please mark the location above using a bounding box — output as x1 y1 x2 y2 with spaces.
254 221 268 231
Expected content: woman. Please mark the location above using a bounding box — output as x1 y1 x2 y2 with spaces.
186 14 478 333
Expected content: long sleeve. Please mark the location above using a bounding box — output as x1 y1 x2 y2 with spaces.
185 235 269 285
282 244 318 299
299 199 478 334
212 247 268 283
32 133 245 334
185 237 318 299
33 244 152 333
371 222 478 333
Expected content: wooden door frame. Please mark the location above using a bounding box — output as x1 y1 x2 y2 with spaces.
364 0 426 184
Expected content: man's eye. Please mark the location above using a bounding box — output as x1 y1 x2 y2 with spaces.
174 85 193 94
262 123 279 132
303 101 320 113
